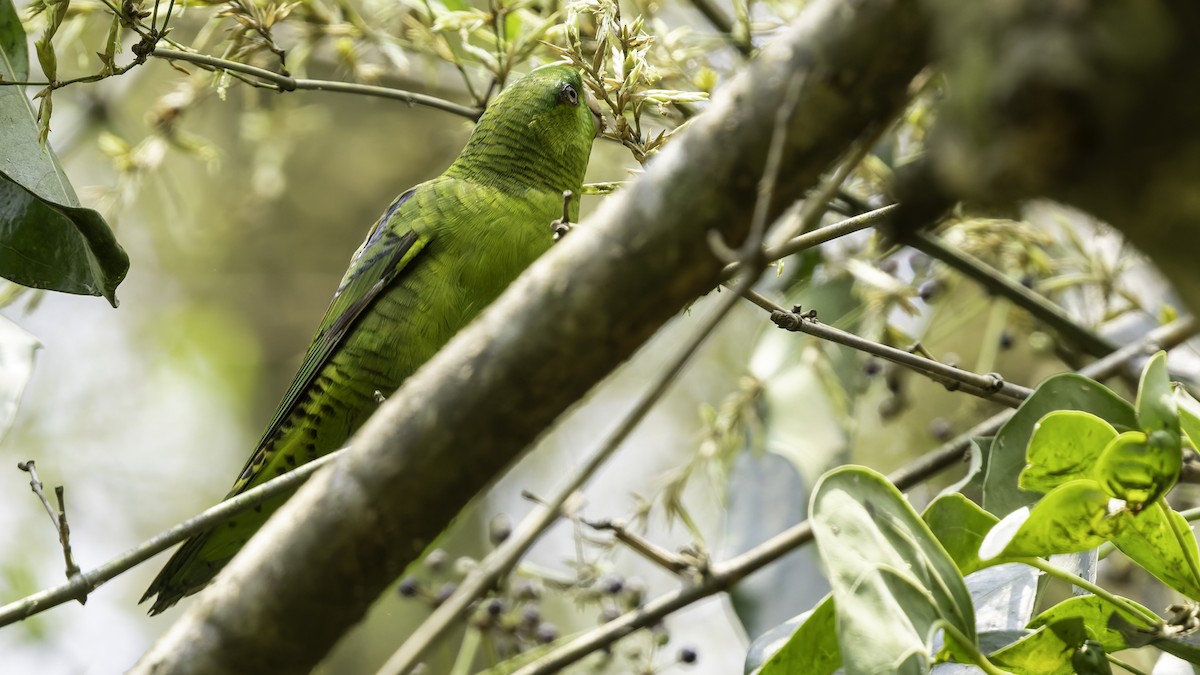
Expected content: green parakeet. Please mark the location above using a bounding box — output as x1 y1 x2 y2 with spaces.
141 64 595 614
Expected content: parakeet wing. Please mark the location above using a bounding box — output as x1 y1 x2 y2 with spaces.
229 188 424 495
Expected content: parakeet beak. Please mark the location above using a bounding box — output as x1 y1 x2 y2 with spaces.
586 92 605 138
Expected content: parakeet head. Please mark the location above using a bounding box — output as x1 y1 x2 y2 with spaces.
448 65 595 194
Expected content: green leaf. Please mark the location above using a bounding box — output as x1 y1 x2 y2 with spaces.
1019 411 1117 494
923 493 998 576
1111 501 1200 600
1094 430 1180 509
752 595 841 675
985 374 1137 517
980 480 1121 560
989 617 1087 675
1136 351 1179 436
0 171 129 306
0 3 129 308
1 0 29 80
1028 594 1156 652
811 466 975 674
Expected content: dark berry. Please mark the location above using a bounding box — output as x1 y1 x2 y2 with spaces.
679 646 698 664
602 576 625 595
487 598 505 616
999 330 1014 350
522 606 541 627
536 622 558 644
398 577 420 598
918 278 943 302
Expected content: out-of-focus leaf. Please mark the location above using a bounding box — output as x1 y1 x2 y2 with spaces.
0 315 39 441
985 374 1137 518
725 450 826 641
1 0 29 80
1111 501 1200 600
751 595 840 675
923 493 998 575
1019 411 1116 494
980 480 1120 560
0 3 129 307
1095 430 1180 509
0 173 129 306
811 466 975 673
989 617 1087 675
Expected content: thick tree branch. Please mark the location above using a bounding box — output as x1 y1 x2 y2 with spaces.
131 1 930 673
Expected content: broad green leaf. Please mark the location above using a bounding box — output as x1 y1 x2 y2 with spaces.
985 374 1137 517
811 466 975 674
1095 430 1180 509
752 595 840 675
980 480 1119 560
1019 411 1117 493
1028 594 1156 652
1137 351 1179 436
0 173 129 305
0 315 39 441
989 617 1087 675
1111 501 1200 600
0 0 128 307
923 493 999 575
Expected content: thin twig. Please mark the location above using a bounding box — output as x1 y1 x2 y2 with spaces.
16 462 85 601
910 231 1117 359
151 48 481 120
761 296 1032 406
17 461 58 533
53 487 82 580
583 519 692 574
511 315 1198 675
0 449 347 627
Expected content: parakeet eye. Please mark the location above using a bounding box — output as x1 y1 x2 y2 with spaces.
560 83 579 106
